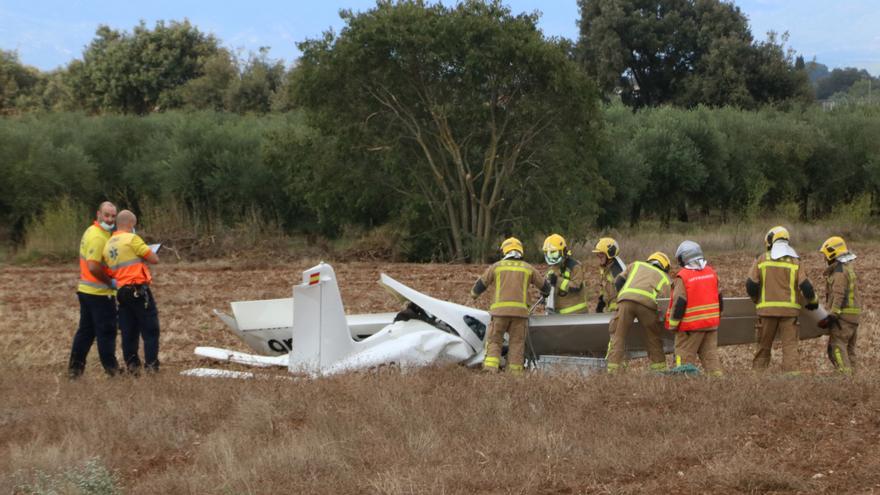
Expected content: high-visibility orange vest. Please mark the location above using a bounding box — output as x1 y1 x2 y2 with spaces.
78 221 113 295
665 266 720 331
103 232 152 286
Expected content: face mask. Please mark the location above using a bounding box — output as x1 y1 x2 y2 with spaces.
99 221 115 232
131 227 137 235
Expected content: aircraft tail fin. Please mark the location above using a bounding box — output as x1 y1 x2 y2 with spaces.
288 263 355 375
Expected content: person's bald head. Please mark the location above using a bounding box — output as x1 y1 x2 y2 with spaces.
96 201 117 227
115 210 137 231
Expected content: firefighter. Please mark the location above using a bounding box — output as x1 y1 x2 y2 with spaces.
592 238 626 314
592 237 626 361
665 241 723 376
746 226 819 374
606 252 671 373
103 210 161 373
818 236 860 374
471 237 550 374
542 234 588 315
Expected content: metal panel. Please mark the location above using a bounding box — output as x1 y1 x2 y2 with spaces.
527 297 829 357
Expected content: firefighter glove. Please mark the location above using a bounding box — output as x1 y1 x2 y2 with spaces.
595 295 606 313
805 300 819 311
547 272 558 287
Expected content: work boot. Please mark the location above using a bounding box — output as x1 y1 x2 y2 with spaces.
482 356 500 373
68 367 84 380
649 362 668 373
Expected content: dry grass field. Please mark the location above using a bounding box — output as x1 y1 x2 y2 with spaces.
2 243 880 493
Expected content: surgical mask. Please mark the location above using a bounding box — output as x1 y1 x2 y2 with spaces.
99 221 115 232
131 227 137 235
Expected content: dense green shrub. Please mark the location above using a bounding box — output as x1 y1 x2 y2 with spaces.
2 104 879 261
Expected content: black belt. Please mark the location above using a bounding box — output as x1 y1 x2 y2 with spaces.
119 284 150 291
119 284 151 307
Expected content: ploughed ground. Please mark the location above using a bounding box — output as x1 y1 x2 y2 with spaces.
1 247 879 493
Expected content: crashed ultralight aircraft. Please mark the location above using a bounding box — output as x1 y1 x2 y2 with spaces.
187 262 830 377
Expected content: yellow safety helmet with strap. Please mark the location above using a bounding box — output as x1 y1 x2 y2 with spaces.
820 236 849 262
542 234 568 265
765 226 790 249
500 237 524 256
592 237 619 258
647 252 671 273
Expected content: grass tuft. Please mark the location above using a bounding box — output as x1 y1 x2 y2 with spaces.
12 457 121 495
16 197 87 263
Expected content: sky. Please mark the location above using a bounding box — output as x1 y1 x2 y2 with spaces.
1 0 878 75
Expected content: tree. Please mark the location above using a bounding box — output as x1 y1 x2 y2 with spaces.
816 67 874 100
292 0 604 261
578 0 812 109
224 48 287 114
67 20 221 114
0 49 45 114
805 60 830 83
177 50 238 111
838 78 878 104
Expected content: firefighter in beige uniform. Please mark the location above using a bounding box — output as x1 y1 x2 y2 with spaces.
593 238 626 361
606 252 671 372
665 241 723 376
818 236 860 374
593 238 626 314
746 226 819 373
542 234 589 315
471 237 550 373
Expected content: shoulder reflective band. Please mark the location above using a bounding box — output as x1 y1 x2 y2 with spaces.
618 262 669 302
756 260 800 309
491 263 531 311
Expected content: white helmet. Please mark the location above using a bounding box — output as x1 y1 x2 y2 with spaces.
675 240 704 267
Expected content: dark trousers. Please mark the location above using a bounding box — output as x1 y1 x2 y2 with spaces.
69 292 119 377
117 285 161 372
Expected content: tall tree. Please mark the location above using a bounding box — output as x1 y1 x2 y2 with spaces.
67 20 221 114
224 48 287 114
578 0 812 108
815 67 874 100
292 0 604 261
805 60 830 83
0 50 45 114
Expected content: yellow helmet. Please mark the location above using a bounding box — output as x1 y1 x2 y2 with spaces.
592 237 619 258
765 226 790 249
542 234 567 265
820 236 848 262
647 252 671 272
500 237 524 256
